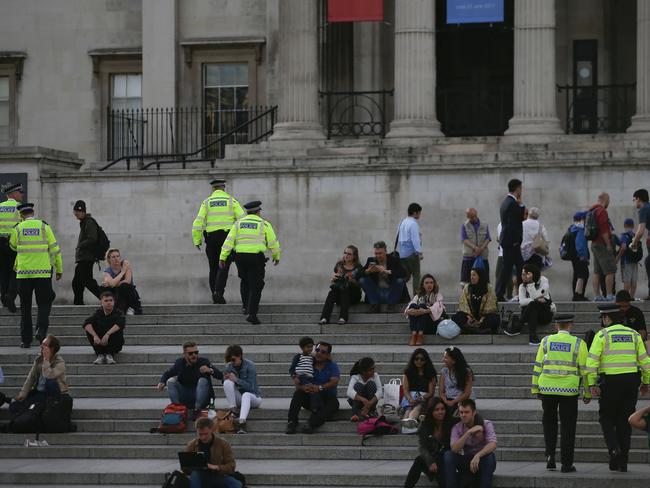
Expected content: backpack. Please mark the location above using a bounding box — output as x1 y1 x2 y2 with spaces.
624 239 644 263
41 395 74 433
8 402 45 433
154 403 188 434
162 470 189 488
584 209 599 241
357 415 398 445
213 410 236 434
232 471 248 488
94 222 111 262
559 230 577 261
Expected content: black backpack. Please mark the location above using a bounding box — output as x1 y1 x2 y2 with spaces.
559 230 577 261
41 395 74 433
624 240 644 263
162 471 189 488
94 222 111 262
8 402 45 433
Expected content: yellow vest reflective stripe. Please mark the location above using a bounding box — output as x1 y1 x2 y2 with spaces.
220 215 281 261
0 199 20 237
191 191 244 245
11 219 63 278
532 332 589 397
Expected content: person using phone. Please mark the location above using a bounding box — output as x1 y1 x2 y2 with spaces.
359 241 406 312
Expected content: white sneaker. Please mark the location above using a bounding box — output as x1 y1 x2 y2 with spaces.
126 307 135 316
105 354 116 365
93 355 105 365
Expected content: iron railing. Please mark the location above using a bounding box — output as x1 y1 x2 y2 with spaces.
102 105 277 171
319 90 393 138
557 84 635 134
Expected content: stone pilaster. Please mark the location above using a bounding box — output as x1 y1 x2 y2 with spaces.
142 0 176 109
270 0 324 141
629 0 650 132
386 0 442 139
506 0 562 135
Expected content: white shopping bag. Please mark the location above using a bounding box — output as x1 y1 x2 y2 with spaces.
383 378 402 409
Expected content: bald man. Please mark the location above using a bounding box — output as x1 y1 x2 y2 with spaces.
460 208 491 285
590 192 616 301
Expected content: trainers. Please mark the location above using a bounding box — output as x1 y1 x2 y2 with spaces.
402 418 418 429
529 337 541 346
605 294 615 302
236 421 247 434
338 318 346 325
285 422 297 435
126 307 135 316
593 295 606 302
546 455 556 470
246 315 261 325
105 354 116 365
503 328 521 337
93 355 106 365
561 465 576 473
318 318 327 325
508 296 519 302
212 293 226 305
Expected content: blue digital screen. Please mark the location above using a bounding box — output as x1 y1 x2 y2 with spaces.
447 0 504 24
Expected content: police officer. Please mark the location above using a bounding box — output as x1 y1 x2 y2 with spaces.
531 314 590 473
192 179 244 304
586 303 650 472
9 203 63 348
219 201 280 325
0 183 23 312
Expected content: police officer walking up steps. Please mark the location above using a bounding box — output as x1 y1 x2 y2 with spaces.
192 179 244 304
219 201 280 325
531 314 590 473
586 303 650 472
10 203 63 348
0 183 23 312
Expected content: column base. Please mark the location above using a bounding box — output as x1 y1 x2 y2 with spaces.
505 116 563 136
386 119 443 140
269 122 325 141
627 114 650 133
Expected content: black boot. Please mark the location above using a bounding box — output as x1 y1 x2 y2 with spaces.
546 454 556 470
608 450 619 471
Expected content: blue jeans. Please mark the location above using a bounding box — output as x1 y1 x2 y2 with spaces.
190 470 241 488
166 377 210 410
443 451 496 488
359 277 405 305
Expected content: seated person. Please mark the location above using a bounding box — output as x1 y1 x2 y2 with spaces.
157 341 223 418
404 274 446 346
83 290 125 365
289 336 322 413
346 357 382 422
616 290 647 341
452 267 500 334
184 416 241 488
101 248 142 315
319 245 363 325
401 349 437 428
439 346 475 414
359 241 406 312
10 335 69 415
444 399 497 488
222 344 262 434
628 405 650 452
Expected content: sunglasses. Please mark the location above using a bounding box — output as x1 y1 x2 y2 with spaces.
414 357 426 362
186 351 199 356
315 348 330 354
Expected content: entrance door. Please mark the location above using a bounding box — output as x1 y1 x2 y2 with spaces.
572 40 598 134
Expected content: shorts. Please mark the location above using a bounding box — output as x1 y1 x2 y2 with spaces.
591 244 617 275
621 262 638 285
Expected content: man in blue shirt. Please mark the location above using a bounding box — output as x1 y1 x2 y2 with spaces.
286 341 340 434
397 203 423 295
630 188 650 300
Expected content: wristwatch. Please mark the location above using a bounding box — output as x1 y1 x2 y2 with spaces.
318 385 324 391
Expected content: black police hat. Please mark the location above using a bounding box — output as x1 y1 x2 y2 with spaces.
17 202 35 213
554 314 574 324
2 183 23 194
244 200 262 212
210 179 226 187
598 303 620 314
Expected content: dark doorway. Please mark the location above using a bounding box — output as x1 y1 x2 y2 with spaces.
436 0 514 136
572 40 598 133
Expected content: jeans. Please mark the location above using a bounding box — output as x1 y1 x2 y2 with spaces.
288 389 339 429
407 303 437 333
443 451 496 488
189 470 241 488
320 285 361 321
72 261 100 305
359 277 405 305
18 277 55 345
495 245 523 299
166 377 211 410
222 379 262 422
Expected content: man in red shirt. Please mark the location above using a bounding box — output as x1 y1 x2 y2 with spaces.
590 193 616 301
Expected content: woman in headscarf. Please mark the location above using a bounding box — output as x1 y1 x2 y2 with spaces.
452 267 500 334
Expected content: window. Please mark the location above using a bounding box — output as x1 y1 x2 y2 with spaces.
109 73 142 158
0 76 9 145
203 63 249 146
111 73 142 111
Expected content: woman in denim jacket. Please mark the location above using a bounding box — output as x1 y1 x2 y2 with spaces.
222 344 261 434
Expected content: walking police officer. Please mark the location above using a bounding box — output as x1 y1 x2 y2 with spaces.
0 183 23 312
586 303 650 472
10 203 63 348
531 314 590 473
219 201 280 325
192 179 244 304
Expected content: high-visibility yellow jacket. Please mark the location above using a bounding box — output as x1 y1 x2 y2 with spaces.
192 190 245 245
586 324 650 386
531 330 590 397
219 214 281 262
9 217 63 279
0 198 21 237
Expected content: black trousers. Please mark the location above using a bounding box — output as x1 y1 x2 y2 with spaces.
17 277 55 345
520 301 553 339
598 373 640 462
645 247 650 293
571 258 589 294
85 330 124 355
205 230 232 295
72 261 100 305
404 455 441 488
541 394 578 467
495 245 523 299
288 389 339 428
100 283 139 313
320 285 361 321
452 311 501 334
235 252 266 316
0 238 17 305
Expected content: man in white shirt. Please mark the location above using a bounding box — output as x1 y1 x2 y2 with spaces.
397 203 423 296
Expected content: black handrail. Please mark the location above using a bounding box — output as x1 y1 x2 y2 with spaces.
100 105 277 171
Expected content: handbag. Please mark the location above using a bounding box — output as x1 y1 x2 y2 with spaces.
383 378 402 410
472 255 485 270
532 226 549 256
212 410 236 434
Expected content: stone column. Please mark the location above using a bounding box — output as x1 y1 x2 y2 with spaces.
506 0 562 135
387 0 442 139
142 0 176 109
270 0 324 141
629 0 650 132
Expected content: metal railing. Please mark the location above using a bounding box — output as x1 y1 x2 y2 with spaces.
102 105 277 171
557 84 635 134
319 90 393 139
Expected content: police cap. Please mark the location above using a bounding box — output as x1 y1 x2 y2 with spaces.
210 179 226 187
244 200 262 213
2 183 23 194
17 202 35 213
598 303 620 314
553 314 574 325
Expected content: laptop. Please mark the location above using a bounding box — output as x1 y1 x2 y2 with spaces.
178 452 208 471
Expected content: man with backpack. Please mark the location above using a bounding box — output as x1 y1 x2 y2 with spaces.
587 193 616 301
560 211 590 301
617 218 642 299
72 200 104 305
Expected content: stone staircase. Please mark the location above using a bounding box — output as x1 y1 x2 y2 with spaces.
0 302 649 487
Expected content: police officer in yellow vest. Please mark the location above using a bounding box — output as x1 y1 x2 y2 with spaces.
0 183 23 312
192 179 244 304
9 203 63 348
586 303 650 472
219 200 280 325
531 314 590 473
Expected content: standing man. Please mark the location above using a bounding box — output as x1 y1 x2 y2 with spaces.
0 183 23 312
219 201 280 325
72 200 101 305
495 179 526 302
397 203 423 296
616 290 647 341
531 315 590 473
460 207 491 286
192 179 244 304
10 203 63 348
629 188 650 299
589 193 616 301
586 303 650 472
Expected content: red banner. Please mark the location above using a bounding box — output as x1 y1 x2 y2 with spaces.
328 0 384 23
